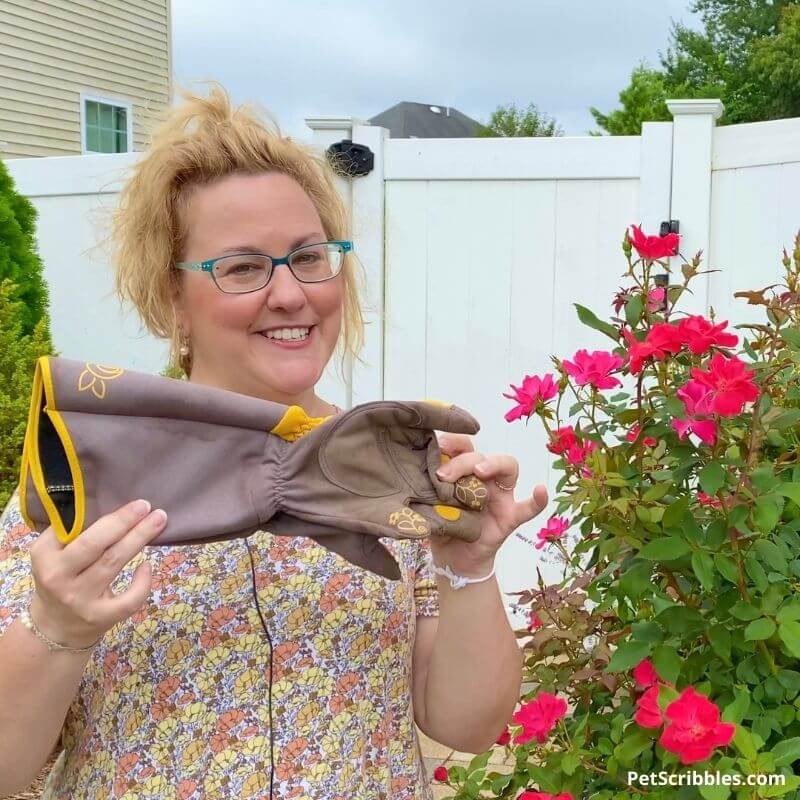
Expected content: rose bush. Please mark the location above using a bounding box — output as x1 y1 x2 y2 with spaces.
434 226 800 799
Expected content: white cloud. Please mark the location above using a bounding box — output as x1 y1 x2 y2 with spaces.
172 0 699 138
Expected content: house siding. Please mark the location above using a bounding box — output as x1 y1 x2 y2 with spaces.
0 0 171 158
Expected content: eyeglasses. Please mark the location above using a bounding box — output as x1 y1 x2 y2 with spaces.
175 240 353 294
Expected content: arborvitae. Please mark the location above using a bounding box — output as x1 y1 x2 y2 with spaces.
0 157 56 512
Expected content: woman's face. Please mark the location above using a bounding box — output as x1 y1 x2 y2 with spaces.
173 171 344 411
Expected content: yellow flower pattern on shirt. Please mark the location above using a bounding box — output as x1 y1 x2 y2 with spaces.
0 418 440 799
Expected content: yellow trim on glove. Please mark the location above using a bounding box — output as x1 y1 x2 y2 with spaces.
422 399 453 408
270 404 333 442
19 356 87 544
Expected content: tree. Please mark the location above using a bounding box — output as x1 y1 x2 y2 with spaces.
0 281 55 511
592 0 800 134
0 160 51 337
477 102 563 137
0 160 56 511
590 64 673 136
750 3 800 118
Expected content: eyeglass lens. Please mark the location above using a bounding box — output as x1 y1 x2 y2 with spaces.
212 243 344 293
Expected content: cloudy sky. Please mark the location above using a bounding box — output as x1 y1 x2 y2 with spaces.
172 0 699 140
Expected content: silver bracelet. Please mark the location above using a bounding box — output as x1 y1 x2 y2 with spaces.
19 604 101 653
429 557 496 590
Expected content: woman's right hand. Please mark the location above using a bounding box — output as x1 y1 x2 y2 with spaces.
27 499 168 649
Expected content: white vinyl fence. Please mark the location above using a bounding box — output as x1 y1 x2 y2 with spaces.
7 99 800 625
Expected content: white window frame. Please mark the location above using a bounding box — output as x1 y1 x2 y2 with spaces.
80 92 134 155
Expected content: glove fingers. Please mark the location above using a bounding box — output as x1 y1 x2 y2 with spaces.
430 466 490 513
407 400 481 436
408 501 483 542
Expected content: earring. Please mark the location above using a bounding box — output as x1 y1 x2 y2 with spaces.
178 331 190 357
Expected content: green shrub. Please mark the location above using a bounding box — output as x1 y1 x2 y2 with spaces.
0 279 56 511
0 160 56 512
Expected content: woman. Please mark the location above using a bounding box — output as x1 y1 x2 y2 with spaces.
0 86 548 800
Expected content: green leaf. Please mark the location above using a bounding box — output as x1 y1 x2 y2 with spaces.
656 606 706 635
733 726 759 760
772 737 800 767
759 776 800 797
781 327 800 348
722 686 750 724
613 727 654 765
751 464 780 492
777 669 800 692
753 496 783 533
769 408 800 431
699 785 731 800
745 555 769 592
643 483 670 502
630 620 664 644
730 601 762 621
662 495 690 530
682 513 704 545
745 617 777 641
639 537 690 561
777 602 800 624
729 504 749 530
561 752 580 775
467 751 490 772
607 639 652 672
652 644 681 684
779 620 800 658
574 303 620 342
778 483 800 508
692 551 716 591
755 539 788 573
699 462 727 495
527 765 558 793
705 519 728 548
714 554 740 585
463 777 480 798
707 625 732 662
490 775 512 794
664 396 685 417
619 561 653 599
625 294 643 326
762 583 785 615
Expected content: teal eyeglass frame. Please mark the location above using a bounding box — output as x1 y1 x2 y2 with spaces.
175 240 354 293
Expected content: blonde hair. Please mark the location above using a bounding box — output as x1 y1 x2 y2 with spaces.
111 83 366 381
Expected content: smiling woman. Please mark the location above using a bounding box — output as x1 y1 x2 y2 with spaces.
168 169 347 411
110 87 368 413
0 84 459 800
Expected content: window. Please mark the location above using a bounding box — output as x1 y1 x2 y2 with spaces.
81 94 132 154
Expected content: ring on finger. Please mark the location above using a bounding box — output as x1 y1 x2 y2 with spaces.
494 479 516 492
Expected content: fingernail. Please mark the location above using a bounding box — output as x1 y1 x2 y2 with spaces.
475 461 490 472
152 509 168 524
134 499 151 515
436 469 447 479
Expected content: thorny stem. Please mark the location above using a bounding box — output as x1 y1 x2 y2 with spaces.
661 567 694 607
562 376 614 459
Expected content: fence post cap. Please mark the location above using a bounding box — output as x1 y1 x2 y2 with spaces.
665 99 724 120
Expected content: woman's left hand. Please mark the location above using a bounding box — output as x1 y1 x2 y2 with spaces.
429 433 549 577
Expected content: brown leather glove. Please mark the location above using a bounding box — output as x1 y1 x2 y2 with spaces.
19 356 488 580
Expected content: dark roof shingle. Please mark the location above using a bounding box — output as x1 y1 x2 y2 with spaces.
368 101 482 138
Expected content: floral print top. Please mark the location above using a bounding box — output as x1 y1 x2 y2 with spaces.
0 415 441 800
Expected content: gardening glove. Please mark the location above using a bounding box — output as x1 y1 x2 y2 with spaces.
18 356 489 581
